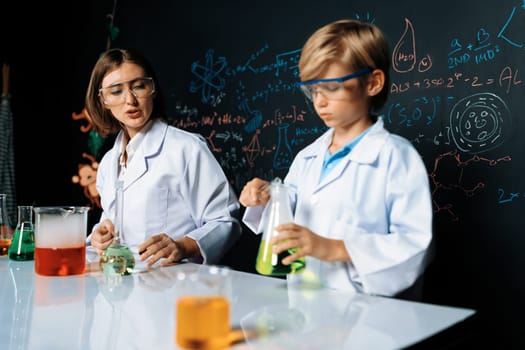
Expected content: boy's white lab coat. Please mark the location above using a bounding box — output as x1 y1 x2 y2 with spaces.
244 118 433 297
91 119 241 264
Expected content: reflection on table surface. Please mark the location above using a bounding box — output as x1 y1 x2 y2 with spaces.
0 255 475 350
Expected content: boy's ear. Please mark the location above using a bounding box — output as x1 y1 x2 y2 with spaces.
367 69 385 97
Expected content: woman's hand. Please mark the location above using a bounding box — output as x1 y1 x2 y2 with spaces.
138 234 201 267
239 177 271 207
271 223 351 264
90 219 115 254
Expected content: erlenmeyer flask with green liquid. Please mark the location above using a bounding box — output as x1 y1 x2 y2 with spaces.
100 181 135 276
255 178 305 276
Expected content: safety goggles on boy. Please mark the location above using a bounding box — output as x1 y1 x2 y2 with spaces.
296 67 374 102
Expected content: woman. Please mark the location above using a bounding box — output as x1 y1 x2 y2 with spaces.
240 19 433 299
85 48 241 267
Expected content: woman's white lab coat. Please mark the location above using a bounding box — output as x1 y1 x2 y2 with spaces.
91 119 241 264
244 117 433 297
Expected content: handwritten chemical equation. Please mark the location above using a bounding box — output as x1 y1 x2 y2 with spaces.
165 3 525 215
170 105 307 130
448 3 525 70
390 66 521 94
391 5 524 73
497 188 525 204
429 150 511 220
386 95 442 127
190 46 300 107
387 92 512 153
447 31 502 69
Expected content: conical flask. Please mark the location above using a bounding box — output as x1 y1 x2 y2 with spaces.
8 205 35 261
255 178 305 276
273 123 293 170
100 181 135 276
0 193 14 256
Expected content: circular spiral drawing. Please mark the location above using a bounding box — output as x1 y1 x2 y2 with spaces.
449 93 511 154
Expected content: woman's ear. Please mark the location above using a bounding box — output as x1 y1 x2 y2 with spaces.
367 69 385 97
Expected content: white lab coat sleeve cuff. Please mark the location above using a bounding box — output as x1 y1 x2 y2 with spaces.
344 229 430 297
242 205 266 234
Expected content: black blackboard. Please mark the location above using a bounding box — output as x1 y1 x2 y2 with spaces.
86 0 525 346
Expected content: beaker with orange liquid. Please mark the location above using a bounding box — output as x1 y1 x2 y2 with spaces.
175 265 233 349
0 193 14 255
33 206 90 276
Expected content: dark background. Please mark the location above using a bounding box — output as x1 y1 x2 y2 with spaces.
2 1 524 348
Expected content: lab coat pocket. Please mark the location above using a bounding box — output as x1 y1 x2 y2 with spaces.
331 219 367 288
125 184 169 238
143 186 169 234
330 217 366 240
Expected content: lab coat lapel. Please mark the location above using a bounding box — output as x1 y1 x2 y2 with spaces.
103 133 124 211
121 147 147 190
303 130 332 194
120 120 167 190
316 118 389 190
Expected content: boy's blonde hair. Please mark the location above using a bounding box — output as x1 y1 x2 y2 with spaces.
299 19 390 112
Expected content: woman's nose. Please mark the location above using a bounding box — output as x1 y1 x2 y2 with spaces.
124 89 139 104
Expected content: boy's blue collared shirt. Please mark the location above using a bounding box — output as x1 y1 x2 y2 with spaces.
319 127 371 182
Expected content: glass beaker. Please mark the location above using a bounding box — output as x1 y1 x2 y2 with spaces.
0 193 14 255
8 205 35 261
174 265 232 350
33 206 90 276
255 178 305 276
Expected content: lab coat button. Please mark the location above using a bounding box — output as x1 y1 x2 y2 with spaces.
311 195 319 205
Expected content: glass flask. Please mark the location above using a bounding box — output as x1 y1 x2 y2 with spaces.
100 181 135 276
273 123 294 170
0 193 14 255
8 205 35 261
255 178 305 276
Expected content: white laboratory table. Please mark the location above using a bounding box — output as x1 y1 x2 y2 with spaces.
0 255 475 350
